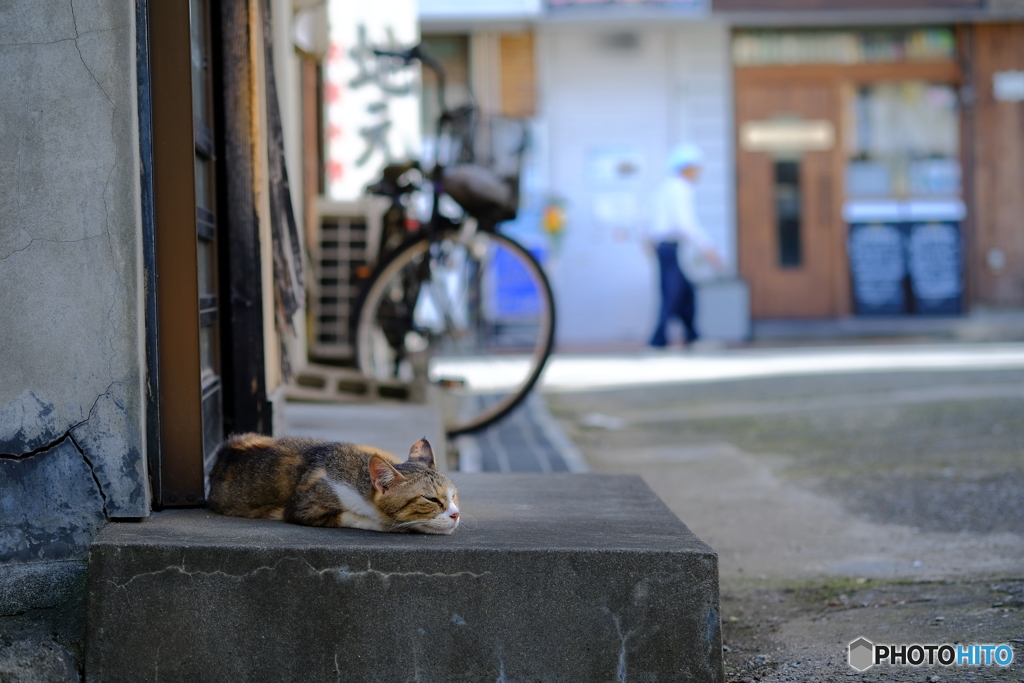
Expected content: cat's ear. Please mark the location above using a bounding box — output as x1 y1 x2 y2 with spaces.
407 438 435 470
369 456 406 493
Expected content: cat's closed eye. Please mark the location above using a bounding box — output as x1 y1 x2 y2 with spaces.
424 496 443 506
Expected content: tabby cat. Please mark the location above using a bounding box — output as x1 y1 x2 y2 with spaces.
208 434 460 534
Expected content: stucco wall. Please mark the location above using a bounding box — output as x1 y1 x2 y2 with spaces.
0 0 147 636
538 23 735 345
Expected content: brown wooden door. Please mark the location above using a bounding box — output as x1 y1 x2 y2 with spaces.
736 81 845 319
149 0 224 507
147 0 270 508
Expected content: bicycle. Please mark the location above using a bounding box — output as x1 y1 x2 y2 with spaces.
350 43 556 438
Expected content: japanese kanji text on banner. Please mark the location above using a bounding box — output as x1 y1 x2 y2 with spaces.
324 0 421 201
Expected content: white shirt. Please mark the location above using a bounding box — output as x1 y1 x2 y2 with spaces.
648 175 715 251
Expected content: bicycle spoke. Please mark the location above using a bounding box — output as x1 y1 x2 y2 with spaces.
356 232 554 436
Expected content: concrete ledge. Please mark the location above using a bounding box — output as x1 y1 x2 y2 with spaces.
86 474 723 682
1 560 87 616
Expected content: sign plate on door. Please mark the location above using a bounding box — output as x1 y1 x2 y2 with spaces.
740 119 835 153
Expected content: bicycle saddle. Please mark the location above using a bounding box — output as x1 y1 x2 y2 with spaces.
442 164 517 224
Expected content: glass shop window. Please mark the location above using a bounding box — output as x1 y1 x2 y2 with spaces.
846 81 960 200
775 160 802 268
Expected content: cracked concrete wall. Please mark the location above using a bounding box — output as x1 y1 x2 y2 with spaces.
0 0 148 635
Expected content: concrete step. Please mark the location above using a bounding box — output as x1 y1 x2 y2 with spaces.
287 364 427 404
86 474 723 682
279 401 448 471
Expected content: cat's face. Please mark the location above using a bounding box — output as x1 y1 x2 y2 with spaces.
369 440 460 534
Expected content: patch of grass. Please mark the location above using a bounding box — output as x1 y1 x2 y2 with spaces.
783 577 876 607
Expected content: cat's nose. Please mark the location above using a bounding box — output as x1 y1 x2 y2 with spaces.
450 512 460 521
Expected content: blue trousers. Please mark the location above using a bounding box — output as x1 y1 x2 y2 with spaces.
650 242 698 346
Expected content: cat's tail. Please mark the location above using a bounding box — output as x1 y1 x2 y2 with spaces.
207 433 275 508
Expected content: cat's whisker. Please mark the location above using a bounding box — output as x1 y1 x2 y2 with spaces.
457 512 479 530
391 519 430 531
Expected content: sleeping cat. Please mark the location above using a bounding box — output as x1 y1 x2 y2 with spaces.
208 434 460 534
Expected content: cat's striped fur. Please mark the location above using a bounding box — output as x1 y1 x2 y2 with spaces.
208 435 460 534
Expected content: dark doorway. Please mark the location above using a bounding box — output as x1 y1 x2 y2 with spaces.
144 0 267 508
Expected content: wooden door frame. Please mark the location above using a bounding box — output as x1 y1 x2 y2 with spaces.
141 0 268 509
734 57 962 319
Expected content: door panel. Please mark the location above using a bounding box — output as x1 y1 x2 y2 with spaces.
150 0 206 506
191 0 223 482
736 82 843 318
149 0 225 507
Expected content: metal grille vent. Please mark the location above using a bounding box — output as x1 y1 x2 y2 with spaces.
309 199 384 360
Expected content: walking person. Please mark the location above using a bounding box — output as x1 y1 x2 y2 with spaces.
647 144 724 348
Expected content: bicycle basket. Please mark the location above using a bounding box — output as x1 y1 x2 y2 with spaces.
471 115 528 181
441 115 529 227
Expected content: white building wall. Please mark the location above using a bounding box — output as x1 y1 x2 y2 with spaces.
669 25 736 276
537 22 734 345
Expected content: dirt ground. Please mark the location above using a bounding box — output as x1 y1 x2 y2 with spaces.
547 366 1024 682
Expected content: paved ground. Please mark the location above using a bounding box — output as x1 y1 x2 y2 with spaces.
543 345 1024 682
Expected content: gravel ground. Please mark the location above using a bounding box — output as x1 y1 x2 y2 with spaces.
721 579 1024 682
550 369 1024 533
546 365 1024 682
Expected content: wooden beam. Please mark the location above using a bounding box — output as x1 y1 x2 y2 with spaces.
734 61 961 86
215 0 270 435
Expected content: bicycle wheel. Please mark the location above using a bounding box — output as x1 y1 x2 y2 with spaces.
353 230 555 436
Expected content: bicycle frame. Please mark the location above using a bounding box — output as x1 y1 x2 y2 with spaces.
365 43 492 345
371 44 463 240
356 43 553 435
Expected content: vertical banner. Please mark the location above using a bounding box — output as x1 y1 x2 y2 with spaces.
324 0 420 201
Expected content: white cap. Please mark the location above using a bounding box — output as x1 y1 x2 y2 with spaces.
667 143 704 172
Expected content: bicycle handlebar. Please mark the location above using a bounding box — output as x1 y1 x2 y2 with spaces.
373 44 447 131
